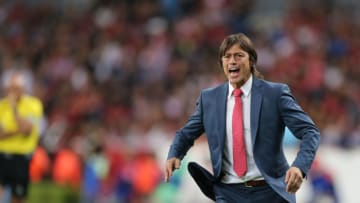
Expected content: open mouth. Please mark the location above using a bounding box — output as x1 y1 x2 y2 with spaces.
229 68 240 73
228 67 240 78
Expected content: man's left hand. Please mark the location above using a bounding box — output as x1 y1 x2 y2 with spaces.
285 166 303 194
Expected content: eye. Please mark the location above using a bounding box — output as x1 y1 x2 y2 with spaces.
222 53 244 61
234 53 243 60
223 54 231 59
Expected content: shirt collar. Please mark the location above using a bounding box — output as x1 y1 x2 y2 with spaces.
228 74 253 98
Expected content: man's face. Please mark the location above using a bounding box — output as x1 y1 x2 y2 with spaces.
221 44 252 88
6 75 25 101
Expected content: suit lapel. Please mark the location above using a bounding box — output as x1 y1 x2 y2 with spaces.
250 78 263 146
216 83 228 151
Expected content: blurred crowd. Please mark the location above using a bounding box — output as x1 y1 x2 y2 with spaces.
0 0 359 202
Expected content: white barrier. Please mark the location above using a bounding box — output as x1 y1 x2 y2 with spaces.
289 145 360 203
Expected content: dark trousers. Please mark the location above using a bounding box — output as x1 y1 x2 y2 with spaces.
214 182 289 203
0 153 31 198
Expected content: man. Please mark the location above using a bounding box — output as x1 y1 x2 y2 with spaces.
165 33 320 203
0 71 43 203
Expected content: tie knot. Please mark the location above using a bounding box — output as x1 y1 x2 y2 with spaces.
233 89 242 97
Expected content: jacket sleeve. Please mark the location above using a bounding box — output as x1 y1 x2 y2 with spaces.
278 85 320 176
167 92 205 160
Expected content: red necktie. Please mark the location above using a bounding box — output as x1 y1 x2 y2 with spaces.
232 89 247 177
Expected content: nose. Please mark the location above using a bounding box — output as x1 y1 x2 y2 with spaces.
229 55 237 64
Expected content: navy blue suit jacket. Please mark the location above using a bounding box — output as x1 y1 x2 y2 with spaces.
167 77 320 203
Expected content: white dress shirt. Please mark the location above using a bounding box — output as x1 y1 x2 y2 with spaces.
221 75 263 183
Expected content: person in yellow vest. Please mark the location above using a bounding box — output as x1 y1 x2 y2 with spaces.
0 71 43 203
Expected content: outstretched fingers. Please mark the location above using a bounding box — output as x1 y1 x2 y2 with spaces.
164 158 181 182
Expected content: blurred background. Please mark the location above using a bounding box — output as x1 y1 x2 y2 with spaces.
0 0 359 202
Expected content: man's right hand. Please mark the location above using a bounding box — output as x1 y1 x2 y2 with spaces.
164 157 181 182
